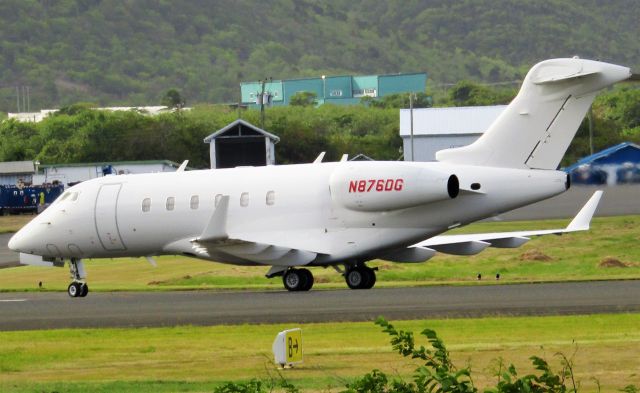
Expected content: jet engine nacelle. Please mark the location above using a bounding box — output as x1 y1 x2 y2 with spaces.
330 163 459 212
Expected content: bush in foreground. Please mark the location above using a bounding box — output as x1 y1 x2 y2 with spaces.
214 317 638 393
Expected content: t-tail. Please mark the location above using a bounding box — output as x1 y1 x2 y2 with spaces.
436 58 632 169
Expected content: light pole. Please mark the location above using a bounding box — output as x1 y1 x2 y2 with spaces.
321 75 326 103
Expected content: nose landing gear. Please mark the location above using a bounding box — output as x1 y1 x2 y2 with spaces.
67 258 88 298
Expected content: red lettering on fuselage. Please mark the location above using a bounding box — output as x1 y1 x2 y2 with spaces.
348 179 404 193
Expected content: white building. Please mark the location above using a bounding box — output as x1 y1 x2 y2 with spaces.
400 105 506 161
0 161 36 185
33 160 181 185
7 106 190 123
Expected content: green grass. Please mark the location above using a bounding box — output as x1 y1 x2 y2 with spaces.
0 314 639 392
1 215 639 292
0 215 33 234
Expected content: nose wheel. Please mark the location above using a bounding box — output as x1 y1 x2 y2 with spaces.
67 258 89 298
68 282 89 297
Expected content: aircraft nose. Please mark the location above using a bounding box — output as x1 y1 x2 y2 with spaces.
7 231 22 252
8 230 26 252
8 225 39 254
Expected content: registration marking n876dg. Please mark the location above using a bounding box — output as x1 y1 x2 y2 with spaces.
348 179 404 193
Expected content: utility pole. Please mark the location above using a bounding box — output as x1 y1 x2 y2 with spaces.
409 93 415 161
260 79 266 129
588 106 594 155
16 86 20 112
259 77 272 129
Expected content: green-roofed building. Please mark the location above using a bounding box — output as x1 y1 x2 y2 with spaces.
240 72 427 107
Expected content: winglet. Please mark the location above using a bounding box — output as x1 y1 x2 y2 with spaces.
566 190 603 231
313 152 326 164
197 195 230 242
177 160 189 172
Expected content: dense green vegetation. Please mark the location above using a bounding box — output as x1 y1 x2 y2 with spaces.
0 0 639 110
0 83 638 167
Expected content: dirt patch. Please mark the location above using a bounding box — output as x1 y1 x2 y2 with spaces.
599 257 628 268
520 249 553 261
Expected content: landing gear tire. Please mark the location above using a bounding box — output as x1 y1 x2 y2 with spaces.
68 282 81 297
298 268 314 291
79 283 89 297
283 268 314 292
67 258 88 298
346 266 376 290
362 267 376 289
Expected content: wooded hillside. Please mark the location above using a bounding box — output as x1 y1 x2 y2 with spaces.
1 0 638 110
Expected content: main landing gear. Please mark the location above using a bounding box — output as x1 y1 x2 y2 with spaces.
282 268 314 292
67 258 88 298
276 263 377 291
344 264 377 290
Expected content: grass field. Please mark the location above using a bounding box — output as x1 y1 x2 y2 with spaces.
1 215 639 292
0 314 638 392
0 215 33 234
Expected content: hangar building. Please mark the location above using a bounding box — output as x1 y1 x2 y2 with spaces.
565 142 640 185
241 73 427 107
203 119 279 169
400 105 506 161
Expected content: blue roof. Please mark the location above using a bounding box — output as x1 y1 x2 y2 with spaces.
565 142 640 172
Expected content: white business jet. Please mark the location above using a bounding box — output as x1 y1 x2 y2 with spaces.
8 58 633 297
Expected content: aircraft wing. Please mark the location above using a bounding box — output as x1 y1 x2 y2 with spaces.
163 195 324 266
410 190 603 256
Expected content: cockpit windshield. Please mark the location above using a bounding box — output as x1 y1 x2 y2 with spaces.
56 191 79 203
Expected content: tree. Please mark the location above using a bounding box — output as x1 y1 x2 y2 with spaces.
289 91 317 107
161 89 186 109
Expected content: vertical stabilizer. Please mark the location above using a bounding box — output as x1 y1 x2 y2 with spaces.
436 58 631 169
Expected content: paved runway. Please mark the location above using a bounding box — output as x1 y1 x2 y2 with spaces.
499 185 640 221
1 280 638 331
0 233 19 269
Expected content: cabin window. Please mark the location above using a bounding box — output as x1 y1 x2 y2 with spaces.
214 194 223 207
142 198 151 212
69 192 79 201
190 195 199 210
266 190 275 206
59 192 71 201
240 192 249 207
166 196 175 211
